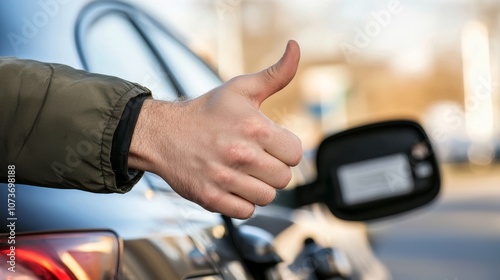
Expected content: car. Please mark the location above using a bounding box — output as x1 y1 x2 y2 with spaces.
0 1 441 279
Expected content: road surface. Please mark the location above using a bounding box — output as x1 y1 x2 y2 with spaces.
368 165 500 280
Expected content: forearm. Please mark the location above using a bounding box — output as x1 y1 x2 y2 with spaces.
0 57 151 193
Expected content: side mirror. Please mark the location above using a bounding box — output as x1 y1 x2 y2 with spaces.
277 120 441 221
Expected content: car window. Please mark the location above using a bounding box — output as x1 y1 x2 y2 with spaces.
76 2 222 101
138 17 222 99
81 12 179 100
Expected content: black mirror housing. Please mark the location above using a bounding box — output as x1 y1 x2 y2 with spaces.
275 120 441 221
317 120 440 221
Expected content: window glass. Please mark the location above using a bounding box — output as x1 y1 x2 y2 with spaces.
83 13 178 100
138 17 222 99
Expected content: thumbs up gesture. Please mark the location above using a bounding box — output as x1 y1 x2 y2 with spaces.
129 40 303 219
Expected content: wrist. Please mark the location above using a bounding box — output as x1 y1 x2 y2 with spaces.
128 99 189 174
128 99 160 172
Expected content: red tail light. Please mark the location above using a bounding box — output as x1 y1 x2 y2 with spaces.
0 231 120 280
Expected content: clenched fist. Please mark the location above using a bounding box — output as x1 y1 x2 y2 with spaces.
128 40 302 219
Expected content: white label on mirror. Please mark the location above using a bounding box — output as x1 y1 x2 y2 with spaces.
337 153 414 206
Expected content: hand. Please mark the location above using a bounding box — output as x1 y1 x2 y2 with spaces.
129 40 302 219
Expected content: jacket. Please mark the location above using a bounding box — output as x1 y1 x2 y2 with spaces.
0 57 151 193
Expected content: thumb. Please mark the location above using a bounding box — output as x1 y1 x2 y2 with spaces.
234 40 300 107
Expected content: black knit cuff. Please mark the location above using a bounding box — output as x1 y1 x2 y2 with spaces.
111 94 149 186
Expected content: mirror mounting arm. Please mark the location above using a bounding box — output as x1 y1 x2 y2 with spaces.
274 182 325 209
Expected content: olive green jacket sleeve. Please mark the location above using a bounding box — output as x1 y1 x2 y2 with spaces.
0 57 151 193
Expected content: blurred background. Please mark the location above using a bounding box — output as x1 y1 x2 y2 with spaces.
150 0 500 279
147 0 500 161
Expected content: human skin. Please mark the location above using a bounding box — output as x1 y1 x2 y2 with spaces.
128 40 302 219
